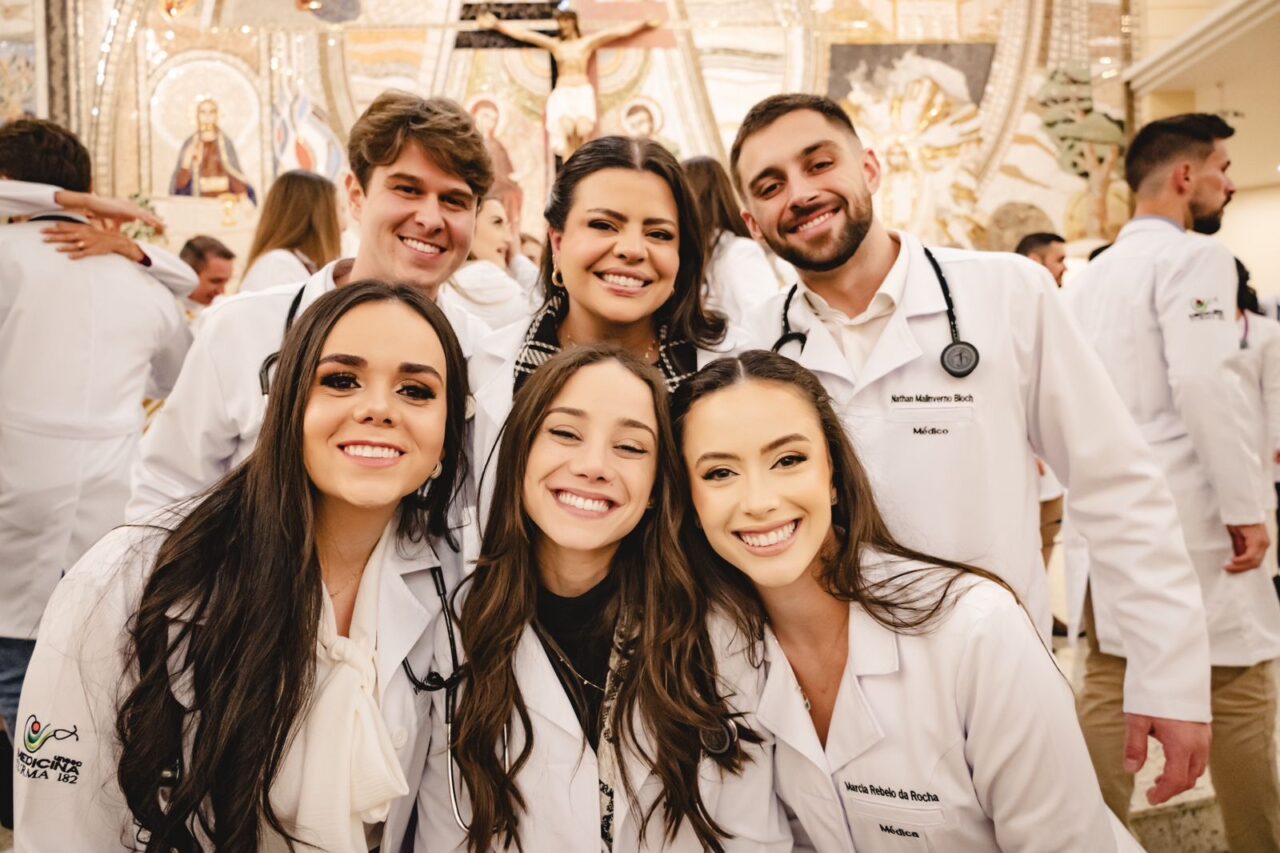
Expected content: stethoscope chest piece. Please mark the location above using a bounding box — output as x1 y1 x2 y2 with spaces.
941 340 979 378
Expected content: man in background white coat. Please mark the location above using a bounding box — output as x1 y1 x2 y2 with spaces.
0 119 190 740
1068 113 1280 851
730 93 1214 820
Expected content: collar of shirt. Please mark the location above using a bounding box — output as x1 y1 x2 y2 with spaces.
797 234 910 328
1130 214 1185 232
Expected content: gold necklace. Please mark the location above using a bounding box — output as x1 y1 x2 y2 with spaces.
536 624 607 693
561 328 658 364
324 565 361 599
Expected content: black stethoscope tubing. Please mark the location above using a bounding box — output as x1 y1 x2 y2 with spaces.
772 246 980 379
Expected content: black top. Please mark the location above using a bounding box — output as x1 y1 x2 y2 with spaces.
535 571 619 750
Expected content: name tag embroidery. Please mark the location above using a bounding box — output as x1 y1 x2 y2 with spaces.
844 781 941 803
890 394 975 405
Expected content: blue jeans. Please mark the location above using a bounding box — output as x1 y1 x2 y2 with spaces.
0 637 36 745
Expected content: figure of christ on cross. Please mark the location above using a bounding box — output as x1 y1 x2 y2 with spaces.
477 8 659 158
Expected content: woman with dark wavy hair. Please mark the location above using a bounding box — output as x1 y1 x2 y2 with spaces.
420 345 790 851
673 350 1143 852
15 281 471 852
469 135 732 538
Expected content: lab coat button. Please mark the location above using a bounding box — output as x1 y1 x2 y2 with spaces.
393 728 408 749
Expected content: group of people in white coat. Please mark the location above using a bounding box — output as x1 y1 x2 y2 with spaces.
2 86 1275 852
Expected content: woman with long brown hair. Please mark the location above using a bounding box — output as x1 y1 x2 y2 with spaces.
15 281 471 851
420 345 790 851
239 169 342 293
681 156 781 326
673 350 1142 852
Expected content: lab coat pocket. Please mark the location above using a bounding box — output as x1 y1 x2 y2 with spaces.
843 796 946 852
885 404 975 423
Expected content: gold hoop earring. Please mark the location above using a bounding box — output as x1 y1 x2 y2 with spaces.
429 462 443 481
551 267 566 288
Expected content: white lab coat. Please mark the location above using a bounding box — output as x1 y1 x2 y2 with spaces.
737 571 1139 852
738 231 1211 722
704 231 782 328
128 258 490 521
439 260 538 330
1067 218 1280 666
1228 311 1280 577
416 611 793 851
238 247 312 294
13 522 464 852
0 220 190 639
468 319 737 536
0 178 198 299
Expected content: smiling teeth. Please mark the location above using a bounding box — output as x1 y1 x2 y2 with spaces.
557 491 610 513
343 445 403 459
600 273 646 289
795 210 835 233
739 521 797 548
402 237 443 254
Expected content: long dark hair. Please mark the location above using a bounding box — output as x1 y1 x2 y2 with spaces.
454 345 756 852
672 351 1012 642
682 156 750 258
538 136 726 348
115 281 470 851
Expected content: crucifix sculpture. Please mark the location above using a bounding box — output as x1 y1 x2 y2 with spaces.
476 7 659 158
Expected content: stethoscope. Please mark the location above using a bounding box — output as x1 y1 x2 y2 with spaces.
257 284 308 395
772 246 980 379
1241 311 1250 350
399 565 496 832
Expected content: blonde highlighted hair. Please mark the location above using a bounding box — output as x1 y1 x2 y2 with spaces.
244 169 342 277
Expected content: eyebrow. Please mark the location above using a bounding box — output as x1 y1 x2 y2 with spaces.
585 207 677 228
318 353 442 379
386 172 475 202
546 406 658 439
694 433 810 466
747 140 839 191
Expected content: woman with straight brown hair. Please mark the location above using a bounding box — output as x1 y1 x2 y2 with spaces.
16 281 471 852
239 169 342 293
419 345 790 852
681 156 781 326
673 350 1143 852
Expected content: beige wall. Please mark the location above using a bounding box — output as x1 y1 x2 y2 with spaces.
1218 185 1280 294
1140 0 1227 56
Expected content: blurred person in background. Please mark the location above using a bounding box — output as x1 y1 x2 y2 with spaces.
178 234 236 312
238 169 342 293
682 156 779 326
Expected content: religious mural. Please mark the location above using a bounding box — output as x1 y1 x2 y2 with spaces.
11 0 1129 254
0 0 40 120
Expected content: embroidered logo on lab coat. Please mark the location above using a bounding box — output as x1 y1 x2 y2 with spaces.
1190 297 1225 321
17 714 82 784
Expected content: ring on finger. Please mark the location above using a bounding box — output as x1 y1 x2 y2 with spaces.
77 240 85 250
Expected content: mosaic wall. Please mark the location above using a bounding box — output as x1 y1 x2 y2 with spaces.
0 0 42 119
24 0 1131 251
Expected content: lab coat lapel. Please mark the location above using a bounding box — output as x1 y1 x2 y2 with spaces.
375 537 436 704
514 625 585 740
757 629 829 773
825 607 895 772
473 323 524 466
854 234 946 395
613 706 660 842
787 298 858 403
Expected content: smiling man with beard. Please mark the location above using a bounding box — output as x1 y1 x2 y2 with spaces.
729 93 1217 831
1067 113 1280 852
